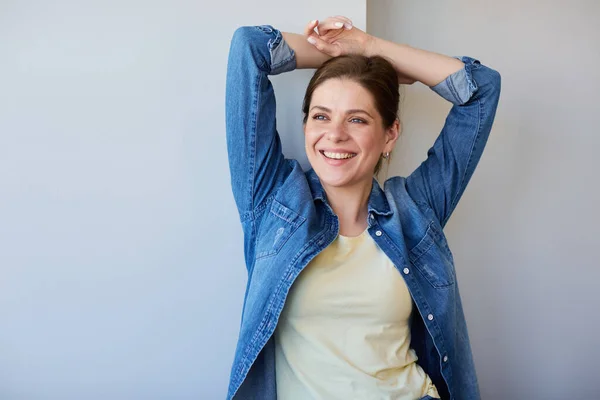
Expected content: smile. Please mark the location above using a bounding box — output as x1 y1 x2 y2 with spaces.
320 150 357 160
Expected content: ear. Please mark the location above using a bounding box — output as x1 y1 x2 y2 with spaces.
384 119 400 152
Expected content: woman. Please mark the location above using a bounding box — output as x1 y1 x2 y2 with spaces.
225 16 501 400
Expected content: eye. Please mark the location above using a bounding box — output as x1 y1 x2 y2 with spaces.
350 117 366 124
312 114 328 121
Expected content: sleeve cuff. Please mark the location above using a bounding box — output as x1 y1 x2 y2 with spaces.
256 25 296 75
430 56 480 105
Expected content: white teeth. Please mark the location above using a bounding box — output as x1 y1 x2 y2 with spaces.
323 151 356 160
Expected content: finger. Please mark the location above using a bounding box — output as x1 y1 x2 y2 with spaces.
303 19 319 37
315 16 351 35
332 15 353 29
307 33 340 57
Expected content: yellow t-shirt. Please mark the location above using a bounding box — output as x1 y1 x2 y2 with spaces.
275 229 440 400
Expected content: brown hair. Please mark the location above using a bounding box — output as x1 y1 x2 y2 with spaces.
302 55 401 175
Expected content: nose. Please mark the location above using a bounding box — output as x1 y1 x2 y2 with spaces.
326 121 349 142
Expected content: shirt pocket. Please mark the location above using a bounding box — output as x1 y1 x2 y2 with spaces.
255 199 305 260
408 221 456 288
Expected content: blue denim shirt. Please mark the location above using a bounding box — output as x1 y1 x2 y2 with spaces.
225 25 501 400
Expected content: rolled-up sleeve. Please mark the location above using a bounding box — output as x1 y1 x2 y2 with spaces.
430 56 481 105
406 56 501 227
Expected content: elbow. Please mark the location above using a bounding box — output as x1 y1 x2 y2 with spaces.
485 66 501 94
474 65 501 106
488 68 502 106
489 68 501 97
479 67 501 130
229 26 274 73
230 26 256 55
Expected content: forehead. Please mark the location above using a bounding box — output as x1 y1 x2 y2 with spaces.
311 78 375 111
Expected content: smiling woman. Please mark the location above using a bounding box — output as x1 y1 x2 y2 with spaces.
225 15 501 400
301 54 401 186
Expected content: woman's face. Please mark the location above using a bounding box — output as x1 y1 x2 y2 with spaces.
304 78 399 189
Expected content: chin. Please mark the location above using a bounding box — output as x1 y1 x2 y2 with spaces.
308 155 373 188
312 167 362 188
319 175 352 188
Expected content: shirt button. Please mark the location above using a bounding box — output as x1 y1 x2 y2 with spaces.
427 314 434 321
443 355 449 362
403 268 410 274
375 230 382 236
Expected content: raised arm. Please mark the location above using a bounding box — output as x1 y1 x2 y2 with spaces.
364 36 465 87
405 57 501 227
225 26 296 220
306 17 502 227
365 36 501 227
226 24 339 220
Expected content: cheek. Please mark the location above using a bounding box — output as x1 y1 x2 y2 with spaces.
356 131 382 151
304 128 319 145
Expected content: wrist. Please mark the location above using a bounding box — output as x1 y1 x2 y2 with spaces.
363 34 380 57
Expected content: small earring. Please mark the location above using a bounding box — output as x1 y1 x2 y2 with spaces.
382 152 390 159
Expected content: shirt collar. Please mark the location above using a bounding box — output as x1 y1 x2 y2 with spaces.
305 168 393 217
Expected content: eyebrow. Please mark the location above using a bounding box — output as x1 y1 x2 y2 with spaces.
309 105 374 119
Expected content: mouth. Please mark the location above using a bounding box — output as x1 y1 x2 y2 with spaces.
320 150 357 160
319 150 357 165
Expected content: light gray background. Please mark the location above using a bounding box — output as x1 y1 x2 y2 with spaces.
0 1 365 399
1 0 599 399
368 1 600 399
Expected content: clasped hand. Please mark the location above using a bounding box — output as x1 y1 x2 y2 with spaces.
304 16 416 85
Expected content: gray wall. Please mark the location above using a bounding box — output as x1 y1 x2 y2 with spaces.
368 1 600 399
0 1 364 399
3 0 598 398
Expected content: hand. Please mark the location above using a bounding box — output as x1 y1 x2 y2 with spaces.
304 16 416 85
304 16 371 57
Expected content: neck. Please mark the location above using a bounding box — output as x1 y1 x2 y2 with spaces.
322 178 373 237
